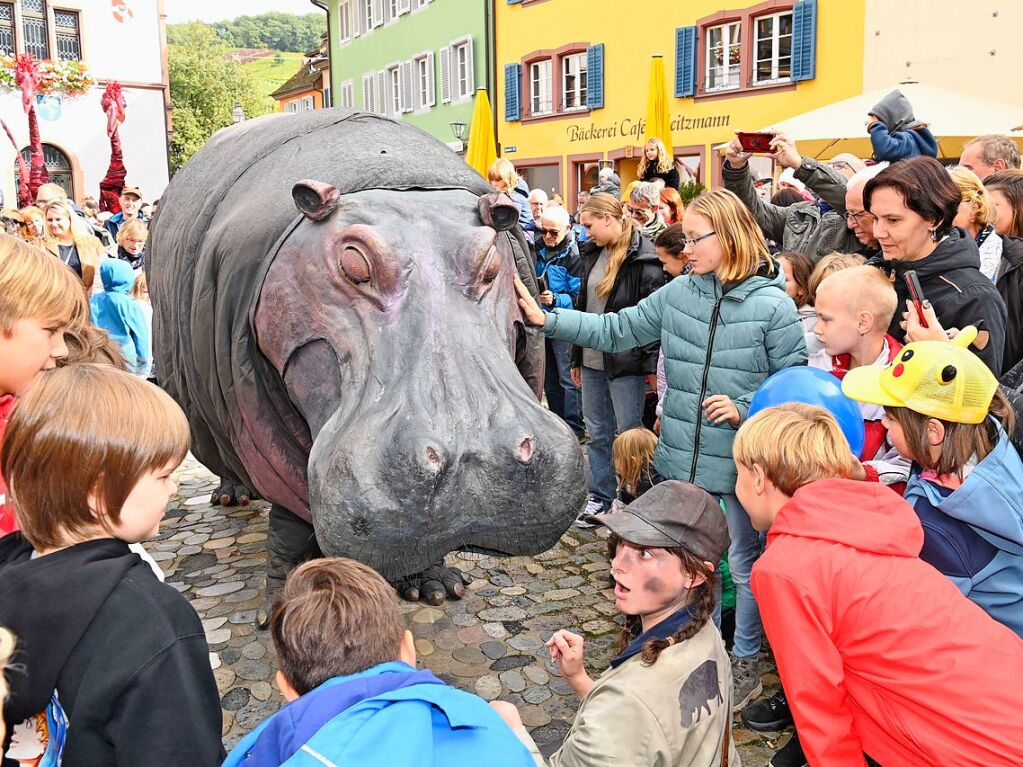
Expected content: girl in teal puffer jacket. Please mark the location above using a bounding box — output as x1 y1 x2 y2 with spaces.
516 189 807 711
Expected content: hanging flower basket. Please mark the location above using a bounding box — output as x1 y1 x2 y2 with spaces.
0 54 94 98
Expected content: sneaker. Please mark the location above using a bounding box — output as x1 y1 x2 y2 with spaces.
730 654 763 712
575 496 607 528
741 691 793 732
771 732 807 767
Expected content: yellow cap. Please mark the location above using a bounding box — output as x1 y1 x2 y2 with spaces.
841 327 997 425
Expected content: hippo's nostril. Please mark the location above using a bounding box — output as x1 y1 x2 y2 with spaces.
518 437 534 463
424 446 444 472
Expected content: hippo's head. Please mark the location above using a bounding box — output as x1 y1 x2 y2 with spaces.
252 180 585 578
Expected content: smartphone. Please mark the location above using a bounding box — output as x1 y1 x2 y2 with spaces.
736 131 775 153
537 273 549 294
904 270 929 328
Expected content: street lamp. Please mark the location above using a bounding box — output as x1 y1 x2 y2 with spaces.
232 103 245 124
449 120 467 142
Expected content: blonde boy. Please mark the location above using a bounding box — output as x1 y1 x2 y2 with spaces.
0 234 86 534
810 265 908 483
732 403 1023 767
0 364 223 765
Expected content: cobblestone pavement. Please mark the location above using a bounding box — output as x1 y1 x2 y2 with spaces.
152 455 793 765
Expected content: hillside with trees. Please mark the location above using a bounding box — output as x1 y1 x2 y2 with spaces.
168 12 326 54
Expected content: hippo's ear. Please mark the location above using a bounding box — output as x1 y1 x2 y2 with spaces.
478 192 519 232
292 180 341 222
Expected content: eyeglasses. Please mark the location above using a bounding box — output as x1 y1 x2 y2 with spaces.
625 205 652 221
682 231 716 248
844 210 874 224
828 161 852 171
540 228 563 236
125 238 147 246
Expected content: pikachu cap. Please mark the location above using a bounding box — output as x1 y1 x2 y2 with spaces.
841 327 998 425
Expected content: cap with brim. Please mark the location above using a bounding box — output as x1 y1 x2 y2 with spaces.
120 186 142 199
585 480 730 564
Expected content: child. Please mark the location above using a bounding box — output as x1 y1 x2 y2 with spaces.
222 557 535 767
0 364 223 765
131 272 155 381
866 89 938 162
843 328 1023 637
516 188 807 710
806 252 866 304
733 402 1023 766
811 265 910 486
652 225 690 431
612 427 662 508
89 258 151 376
776 250 819 354
0 234 86 535
492 481 739 766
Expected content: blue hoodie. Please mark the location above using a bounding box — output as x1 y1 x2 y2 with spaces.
89 259 151 375
903 421 1023 638
222 662 536 767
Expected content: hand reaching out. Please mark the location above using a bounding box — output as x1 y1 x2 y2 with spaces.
514 274 546 327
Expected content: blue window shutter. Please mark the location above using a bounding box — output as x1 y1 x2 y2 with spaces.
674 26 697 98
504 63 521 121
507 0 522 3
586 43 604 109
791 0 818 81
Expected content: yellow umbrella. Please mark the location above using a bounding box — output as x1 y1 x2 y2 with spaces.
644 55 673 152
466 87 497 177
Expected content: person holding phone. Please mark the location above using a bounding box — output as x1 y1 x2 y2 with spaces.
863 157 1007 374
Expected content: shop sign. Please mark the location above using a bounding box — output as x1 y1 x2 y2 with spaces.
566 112 731 143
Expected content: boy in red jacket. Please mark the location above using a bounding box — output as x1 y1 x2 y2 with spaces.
733 402 1023 767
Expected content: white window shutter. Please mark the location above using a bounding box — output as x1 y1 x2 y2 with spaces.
400 61 412 113
384 71 393 116
377 70 386 115
426 51 436 106
372 0 384 27
464 37 475 96
439 46 451 104
353 1 362 36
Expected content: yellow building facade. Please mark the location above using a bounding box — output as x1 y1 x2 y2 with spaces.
496 0 867 204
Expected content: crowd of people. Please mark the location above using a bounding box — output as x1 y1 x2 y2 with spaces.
0 110 1022 767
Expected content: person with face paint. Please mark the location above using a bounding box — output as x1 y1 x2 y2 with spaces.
491 481 739 766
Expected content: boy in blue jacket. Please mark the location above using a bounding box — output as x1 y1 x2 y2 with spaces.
866 89 938 162
89 258 151 375
223 557 537 767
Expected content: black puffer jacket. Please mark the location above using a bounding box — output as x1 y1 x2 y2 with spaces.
997 236 1023 374
572 230 668 378
869 227 1007 374
640 164 680 191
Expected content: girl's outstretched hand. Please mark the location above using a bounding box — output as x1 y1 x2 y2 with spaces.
514 274 547 327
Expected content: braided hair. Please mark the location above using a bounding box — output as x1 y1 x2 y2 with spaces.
608 533 717 666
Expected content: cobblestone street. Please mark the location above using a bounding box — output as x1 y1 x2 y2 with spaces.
152 455 791 765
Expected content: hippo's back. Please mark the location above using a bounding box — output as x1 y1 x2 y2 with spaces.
148 109 496 494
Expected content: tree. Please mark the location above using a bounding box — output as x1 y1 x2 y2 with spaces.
168 13 325 53
168 24 273 173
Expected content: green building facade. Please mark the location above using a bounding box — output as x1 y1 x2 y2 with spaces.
316 0 492 148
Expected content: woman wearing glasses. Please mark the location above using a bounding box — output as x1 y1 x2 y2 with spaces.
559 192 667 524
516 188 806 713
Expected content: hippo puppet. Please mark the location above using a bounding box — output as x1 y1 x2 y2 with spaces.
148 110 585 605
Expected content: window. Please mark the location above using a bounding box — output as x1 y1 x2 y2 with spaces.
706 21 741 92
413 51 434 111
304 95 314 111
362 72 375 113
0 3 14 56
361 0 373 33
529 59 551 116
339 0 351 42
753 11 792 84
388 64 401 117
323 87 331 108
16 143 73 199
285 101 298 113
21 0 47 59
387 0 398 22
341 79 354 109
453 38 471 101
54 9 79 61
561 52 587 111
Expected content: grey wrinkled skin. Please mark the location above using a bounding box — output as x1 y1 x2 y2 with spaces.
148 109 585 580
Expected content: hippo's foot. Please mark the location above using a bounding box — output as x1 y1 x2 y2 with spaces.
211 479 253 507
395 561 470 605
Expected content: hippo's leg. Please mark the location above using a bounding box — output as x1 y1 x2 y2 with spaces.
210 477 253 507
396 561 470 606
257 503 323 628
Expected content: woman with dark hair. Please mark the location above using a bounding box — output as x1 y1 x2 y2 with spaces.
976 169 1023 373
864 157 1007 373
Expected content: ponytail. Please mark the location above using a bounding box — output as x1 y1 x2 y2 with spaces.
582 193 634 298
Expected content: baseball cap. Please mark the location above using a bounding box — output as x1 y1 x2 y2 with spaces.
120 186 142 199
585 481 730 564
842 326 997 425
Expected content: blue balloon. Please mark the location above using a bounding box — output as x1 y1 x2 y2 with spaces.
748 367 865 456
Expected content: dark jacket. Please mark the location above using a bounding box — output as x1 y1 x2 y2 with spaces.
103 210 148 241
571 230 667 378
533 233 583 310
0 535 224 767
997 237 1023 374
640 164 680 191
869 228 1008 375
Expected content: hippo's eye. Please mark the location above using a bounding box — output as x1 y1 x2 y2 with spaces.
340 247 371 284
